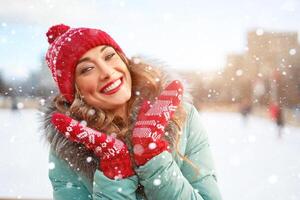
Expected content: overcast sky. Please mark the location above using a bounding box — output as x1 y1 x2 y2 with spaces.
0 0 300 81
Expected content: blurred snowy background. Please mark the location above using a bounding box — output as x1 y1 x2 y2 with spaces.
0 0 300 199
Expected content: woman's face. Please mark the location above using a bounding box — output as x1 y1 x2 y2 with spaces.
75 45 132 112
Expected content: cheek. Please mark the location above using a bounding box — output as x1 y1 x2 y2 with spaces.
81 85 96 95
76 78 97 95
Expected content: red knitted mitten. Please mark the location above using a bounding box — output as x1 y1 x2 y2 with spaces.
51 113 135 179
132 80 183 166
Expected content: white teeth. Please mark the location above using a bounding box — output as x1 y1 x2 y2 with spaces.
103 79 122 93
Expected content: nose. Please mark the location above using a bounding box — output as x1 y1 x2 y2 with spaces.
96 62 115 80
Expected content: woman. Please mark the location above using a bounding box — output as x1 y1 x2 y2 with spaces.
42 24 222 200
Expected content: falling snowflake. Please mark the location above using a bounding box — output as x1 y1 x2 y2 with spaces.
257 73 263 77
80 120 87 127
86 157 92 163
66 182 73 188
153 178 161 186
289 48 296 55
135 91 141 96
48 162 55 170
88 109 96 116
133 57 141 64
236 69 243 76
39 98 45 106
110 132 117 138
17 102 24 109
256 28 264 36
114 174 123 180
148 142 157 149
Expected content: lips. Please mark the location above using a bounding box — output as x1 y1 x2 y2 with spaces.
100 77 123 94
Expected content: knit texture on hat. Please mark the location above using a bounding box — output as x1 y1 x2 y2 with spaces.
45 24 124 103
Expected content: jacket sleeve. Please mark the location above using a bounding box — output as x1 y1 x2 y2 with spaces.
135 103 222 200
49 151 139 200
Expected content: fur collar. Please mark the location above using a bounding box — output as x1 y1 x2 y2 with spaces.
40 58 193 183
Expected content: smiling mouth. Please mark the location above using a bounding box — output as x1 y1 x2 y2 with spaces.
100 77 123 95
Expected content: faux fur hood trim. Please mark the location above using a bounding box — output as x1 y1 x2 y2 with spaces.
40 57 193 182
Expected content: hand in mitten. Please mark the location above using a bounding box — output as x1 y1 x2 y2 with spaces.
51 113 135 179
132 80 183 166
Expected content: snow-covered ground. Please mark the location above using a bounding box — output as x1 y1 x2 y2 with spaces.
0 109 52 199
202 112 300 200
0 109 299 199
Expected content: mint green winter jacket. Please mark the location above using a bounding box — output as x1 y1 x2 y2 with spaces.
47 102 222 200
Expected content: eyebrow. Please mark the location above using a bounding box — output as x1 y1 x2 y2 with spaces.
76 46 109 65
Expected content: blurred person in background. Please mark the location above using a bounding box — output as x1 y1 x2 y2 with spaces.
239 98 252 125
269 101 284 138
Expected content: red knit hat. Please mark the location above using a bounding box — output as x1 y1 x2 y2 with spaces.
45 24 124 103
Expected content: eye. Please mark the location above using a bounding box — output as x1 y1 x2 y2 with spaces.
105 53 115 61
80 66 94 74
